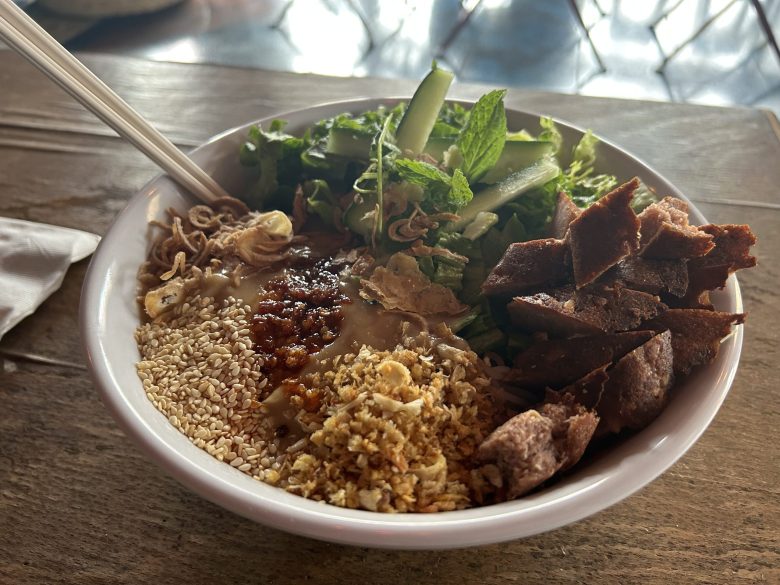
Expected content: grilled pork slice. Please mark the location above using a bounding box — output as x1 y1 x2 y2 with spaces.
508 331 653 390
637 197 715 259
594 330 674 434
554 366 610 410
508 284 667 337
551 330 675 435
695 224 757 271
567 178 641 288
678 265 731 308
603 257 689 298
645 309 746 375
548 191 581 239
482 238 570 296
476 399 598 499
682 224 757 307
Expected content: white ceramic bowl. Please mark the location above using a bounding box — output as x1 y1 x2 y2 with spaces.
80 99 743 549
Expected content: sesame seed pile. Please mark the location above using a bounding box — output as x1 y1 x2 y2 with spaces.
135 293 504 511
136 294 284 483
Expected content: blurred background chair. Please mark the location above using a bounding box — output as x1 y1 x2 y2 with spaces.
652 0 779 71
649 0 779 108
10 0 780 113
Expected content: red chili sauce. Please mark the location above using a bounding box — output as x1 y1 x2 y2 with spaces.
250 258 350 389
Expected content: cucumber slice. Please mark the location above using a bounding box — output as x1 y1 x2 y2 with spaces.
343 195 377 239
452 159 560 230
395 66 454 154
325 127 372 159
480 141 556 184
462 211 499 240
423 138 554 186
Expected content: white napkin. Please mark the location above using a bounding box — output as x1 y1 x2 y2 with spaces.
0 217 100 340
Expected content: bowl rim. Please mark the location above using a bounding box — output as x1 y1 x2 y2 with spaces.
80 97 744 549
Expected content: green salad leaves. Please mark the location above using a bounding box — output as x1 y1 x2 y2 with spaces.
239 120 308 210
237 64 655 359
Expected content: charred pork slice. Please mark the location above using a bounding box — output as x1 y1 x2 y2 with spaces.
508 331 653 390
681 224 756 307
549 331 676 435
567 178 641 288
677 265 730 308
637 197 715 259
695 224 757 271
548 191 581 239
603 256 689 297
476 400 598 499
555 365 610 410
482 238 570 296
645 309 746 375
595 330 674 435
508 284 667 337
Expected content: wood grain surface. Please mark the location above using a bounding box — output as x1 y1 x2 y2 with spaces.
0 51 778 585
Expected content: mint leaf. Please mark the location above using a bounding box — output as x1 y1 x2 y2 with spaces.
395 158 452 187
449 168 473 209
394 159 472 213
455 90 507 183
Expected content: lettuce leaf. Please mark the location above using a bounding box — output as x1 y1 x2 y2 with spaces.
482 213 528 267
571 128 598 167
239 120 308 210
498 187 556 240
434 232 486 304
436 231 482 259
436 102 470 131
323 104 406 138
430 121 462 138
539 124 618 210
630 182 658 212
432 260 464 291
458 302 506 355
566 168 618 208
537 116 562 153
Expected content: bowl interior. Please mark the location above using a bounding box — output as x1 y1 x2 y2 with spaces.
80 99 742 549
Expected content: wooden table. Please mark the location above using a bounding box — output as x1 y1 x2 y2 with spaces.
0 51 778 584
